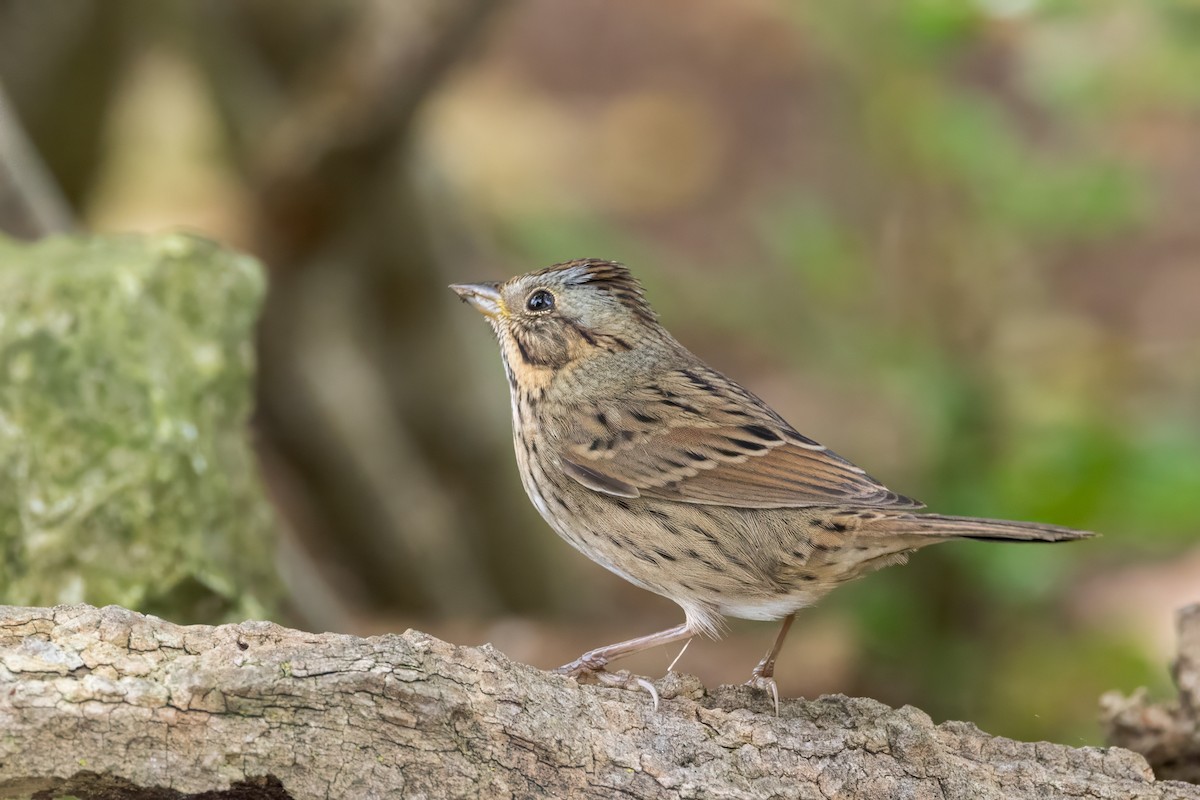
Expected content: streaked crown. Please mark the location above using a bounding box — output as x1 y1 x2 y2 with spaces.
451 259 663 374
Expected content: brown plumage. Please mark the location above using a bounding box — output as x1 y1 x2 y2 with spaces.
451 258 1093 708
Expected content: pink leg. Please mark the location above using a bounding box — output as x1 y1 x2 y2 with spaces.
751 613 795 680
555 622 695 710
556 622 694 675
746 614 796 715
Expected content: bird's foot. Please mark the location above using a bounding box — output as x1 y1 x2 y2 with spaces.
556 658 660 711
745 672 780 716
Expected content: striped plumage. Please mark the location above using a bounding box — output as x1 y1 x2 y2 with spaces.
451 259 1093 708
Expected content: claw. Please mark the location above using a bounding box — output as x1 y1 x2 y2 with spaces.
632 676 660 711
556 660 660 711
745 674 780 716
585 671 661 710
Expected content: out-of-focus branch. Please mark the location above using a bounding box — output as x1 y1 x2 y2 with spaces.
1103 603 1200 783
0 82 74 238
185 0 502 264
178 0 517 623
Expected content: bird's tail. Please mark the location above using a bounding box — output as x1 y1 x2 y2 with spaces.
882 513 1095 543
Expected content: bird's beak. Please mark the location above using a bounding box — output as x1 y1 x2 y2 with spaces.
450 282 505 320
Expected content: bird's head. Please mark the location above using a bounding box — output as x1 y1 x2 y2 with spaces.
451 259 662 382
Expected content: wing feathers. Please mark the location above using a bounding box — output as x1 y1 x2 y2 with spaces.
557 367 923 510
560 456 640 498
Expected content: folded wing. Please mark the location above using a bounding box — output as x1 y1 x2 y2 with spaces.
559 366 923 510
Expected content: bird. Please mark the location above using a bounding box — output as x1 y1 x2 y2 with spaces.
450 258 1094 711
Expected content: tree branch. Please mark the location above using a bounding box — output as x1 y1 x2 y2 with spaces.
1103 603 1200 784
0 82 74 238
1 604 1196 800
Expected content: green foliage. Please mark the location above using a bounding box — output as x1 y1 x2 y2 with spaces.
0 233 280 622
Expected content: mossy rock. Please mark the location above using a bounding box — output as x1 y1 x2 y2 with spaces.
0 233 280 622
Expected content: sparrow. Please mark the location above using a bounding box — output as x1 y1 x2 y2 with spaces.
451 258 1093 711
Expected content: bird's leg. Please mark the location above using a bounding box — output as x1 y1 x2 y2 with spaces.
556 622 694 673
746 613 796 715
556 622 694 710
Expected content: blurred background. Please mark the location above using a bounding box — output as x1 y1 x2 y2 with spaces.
2 0 1199 745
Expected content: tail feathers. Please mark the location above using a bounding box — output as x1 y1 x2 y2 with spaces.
887 513 1095 543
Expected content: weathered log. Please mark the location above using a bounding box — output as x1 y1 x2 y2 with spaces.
1 604 1196 800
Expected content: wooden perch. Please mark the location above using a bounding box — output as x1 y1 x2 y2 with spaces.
1 605 1197 800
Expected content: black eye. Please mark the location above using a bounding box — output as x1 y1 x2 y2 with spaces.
526 289 555 312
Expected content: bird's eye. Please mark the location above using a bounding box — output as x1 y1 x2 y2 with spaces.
526 289 555 312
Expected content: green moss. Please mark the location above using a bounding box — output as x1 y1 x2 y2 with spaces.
0 233 280 622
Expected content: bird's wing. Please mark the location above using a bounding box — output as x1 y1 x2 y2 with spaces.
558 366 924 509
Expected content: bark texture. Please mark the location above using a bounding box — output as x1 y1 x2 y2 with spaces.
1 604 1197 800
